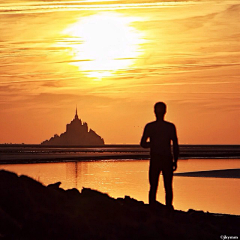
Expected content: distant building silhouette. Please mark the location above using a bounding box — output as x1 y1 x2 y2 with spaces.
41 108 104 146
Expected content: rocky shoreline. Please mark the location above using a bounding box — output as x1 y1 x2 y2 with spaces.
0 170 239 240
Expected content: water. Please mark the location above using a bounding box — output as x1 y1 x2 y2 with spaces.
1 159 239 215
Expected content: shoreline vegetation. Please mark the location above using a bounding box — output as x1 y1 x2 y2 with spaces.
0 170 239 240
0 144 240 164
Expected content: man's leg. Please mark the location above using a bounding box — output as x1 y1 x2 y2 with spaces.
149 161 161 205
162 166 173 208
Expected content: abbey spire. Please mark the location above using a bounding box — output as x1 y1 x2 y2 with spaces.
75 106 79 120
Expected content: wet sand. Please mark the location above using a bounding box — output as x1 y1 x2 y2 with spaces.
174 168 240 179
0 152 149 164
0 144 240 164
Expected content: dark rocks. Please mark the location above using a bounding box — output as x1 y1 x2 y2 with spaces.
47 181 62 189
0 170 239 240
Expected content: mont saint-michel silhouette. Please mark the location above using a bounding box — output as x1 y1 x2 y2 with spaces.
41 108 104 146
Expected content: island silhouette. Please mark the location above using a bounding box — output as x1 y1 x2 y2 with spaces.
41 108 104 146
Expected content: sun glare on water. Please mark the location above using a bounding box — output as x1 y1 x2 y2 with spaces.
62 13 145 79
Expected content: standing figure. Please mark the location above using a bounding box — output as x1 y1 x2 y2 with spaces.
140 102 179 209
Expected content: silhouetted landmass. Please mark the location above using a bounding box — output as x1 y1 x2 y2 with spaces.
41 109 104 146
174 168 240 179
0 145 239 164
0 170 239 240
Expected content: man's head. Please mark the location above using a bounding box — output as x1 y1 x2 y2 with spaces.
154 102 166 119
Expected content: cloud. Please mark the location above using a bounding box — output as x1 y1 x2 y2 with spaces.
0 0 199 15
168 94 240 112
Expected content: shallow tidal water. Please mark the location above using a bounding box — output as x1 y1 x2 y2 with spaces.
1 159 239 215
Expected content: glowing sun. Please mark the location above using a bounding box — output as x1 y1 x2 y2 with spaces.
62 13 145 79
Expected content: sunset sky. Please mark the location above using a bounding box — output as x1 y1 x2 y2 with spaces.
0 0 239 144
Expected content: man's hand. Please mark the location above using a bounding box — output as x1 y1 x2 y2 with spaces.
173 161 177 171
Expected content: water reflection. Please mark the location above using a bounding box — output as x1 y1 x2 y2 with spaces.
1 159 239 215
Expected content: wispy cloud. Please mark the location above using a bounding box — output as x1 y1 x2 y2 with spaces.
0 0 197 15
0 0 239 144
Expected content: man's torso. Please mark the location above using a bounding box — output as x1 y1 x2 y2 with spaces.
145 120 176 157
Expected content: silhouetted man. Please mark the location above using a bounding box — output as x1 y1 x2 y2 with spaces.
140 102 179 209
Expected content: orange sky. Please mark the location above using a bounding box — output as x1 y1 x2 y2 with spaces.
0 0 239 144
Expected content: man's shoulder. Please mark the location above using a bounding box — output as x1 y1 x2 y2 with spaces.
145 121 156 126
145 121 158 129
164 120 176 128
146 120 175 127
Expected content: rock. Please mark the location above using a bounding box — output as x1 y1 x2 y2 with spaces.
47 182 62 189
0 170 239 240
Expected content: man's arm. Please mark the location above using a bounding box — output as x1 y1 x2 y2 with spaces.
140 125 151 148
172 125 179 171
